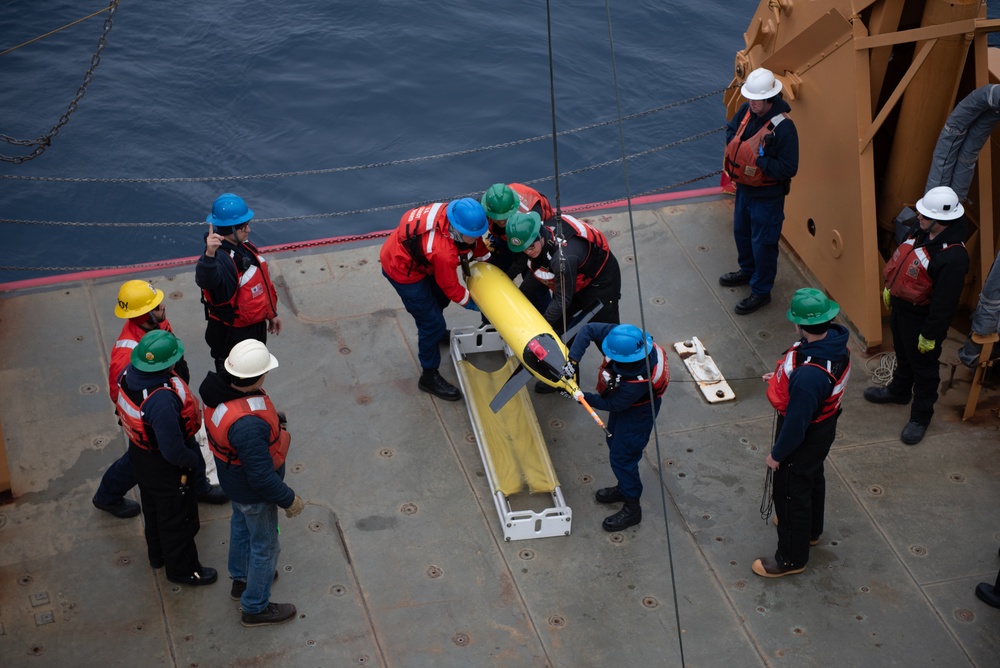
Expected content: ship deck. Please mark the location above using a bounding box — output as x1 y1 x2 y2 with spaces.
1 194 998 667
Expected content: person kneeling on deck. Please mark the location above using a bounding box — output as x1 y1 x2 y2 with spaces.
380 198 491 401
199 340 304 627
753 288 850 578
567 323 668 532
118 330 217 585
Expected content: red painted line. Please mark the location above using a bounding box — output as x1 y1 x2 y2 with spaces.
0 186 726 293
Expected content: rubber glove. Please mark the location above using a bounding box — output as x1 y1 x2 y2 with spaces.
285 495 305 518
464 301 480 312
882 288 891 311
917 334 935 354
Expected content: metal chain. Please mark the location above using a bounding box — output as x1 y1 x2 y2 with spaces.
0 87 729 182
0 0 120 163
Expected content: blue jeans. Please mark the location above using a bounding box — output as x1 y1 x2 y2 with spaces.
383 270 450 371
733 189 784 296
95 449 211 505
229 500 280 614
606 398 661 500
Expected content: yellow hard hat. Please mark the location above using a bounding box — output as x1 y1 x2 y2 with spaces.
115 280 165 318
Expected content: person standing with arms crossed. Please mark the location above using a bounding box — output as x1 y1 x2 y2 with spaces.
721 67 799 315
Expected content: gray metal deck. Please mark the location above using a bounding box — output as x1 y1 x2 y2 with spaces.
1 195 998 667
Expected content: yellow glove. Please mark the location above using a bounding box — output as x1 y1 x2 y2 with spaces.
917 334 935 354
285 495 305 518
882 288 891 311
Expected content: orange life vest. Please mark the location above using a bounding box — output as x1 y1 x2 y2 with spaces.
724 109 789 187
108 318 175 403
765 342 850 423
204 391 291 470
883 237 965 306
530 216 611 292
595 343 669 406
202 241 278 327
116 371 203 450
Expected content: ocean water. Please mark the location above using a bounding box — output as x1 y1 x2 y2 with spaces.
2 2 773 280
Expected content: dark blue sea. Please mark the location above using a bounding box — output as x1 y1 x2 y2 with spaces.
0 2 912 282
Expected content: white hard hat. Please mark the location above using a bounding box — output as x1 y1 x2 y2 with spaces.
741 68 782 100
916 186 964 221
224 340 279 378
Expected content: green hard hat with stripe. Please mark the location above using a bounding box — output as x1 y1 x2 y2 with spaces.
131 329 185 372
481 183 520 220
786 288 839 325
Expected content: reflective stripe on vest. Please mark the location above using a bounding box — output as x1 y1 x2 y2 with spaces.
765 343 850 422
204 391 290 470
117 373 202 449
883 237 964 306
594 343 670 405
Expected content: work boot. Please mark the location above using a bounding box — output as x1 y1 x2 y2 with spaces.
751 556 805 578
719 270 751 287
230 571 279 600
602 500 642 532
198 484 229 505
241 602 297 627
900 420 928 445
595 486 626 504
975 571 1000 609
92 496 141 519
863 386 910 405
167 567 218 587
418 369 461 401
735 293 771 315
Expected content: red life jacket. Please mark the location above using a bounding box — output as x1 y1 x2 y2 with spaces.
530 215 611 292
883 236 965 306
108 318 175 403
487 184 556 239
116 371 203 450
201 241 278 327
595 343 669 406
765 342 850 423
204 391 291 470
724 109 789 187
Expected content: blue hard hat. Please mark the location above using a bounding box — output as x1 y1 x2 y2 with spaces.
445 198 488 237
207 193 254 226
601 324 653 363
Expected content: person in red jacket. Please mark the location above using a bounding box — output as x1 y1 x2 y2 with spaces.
93 280 225 519
380 197 490 400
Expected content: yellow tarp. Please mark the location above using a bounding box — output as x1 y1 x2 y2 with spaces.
457 357 559 496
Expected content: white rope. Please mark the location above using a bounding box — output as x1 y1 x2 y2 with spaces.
864 352 897 386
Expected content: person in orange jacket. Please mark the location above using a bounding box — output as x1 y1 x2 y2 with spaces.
93 281 226 519
380 198 490 400
480 183 554 278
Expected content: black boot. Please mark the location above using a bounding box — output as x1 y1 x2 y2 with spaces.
975 568 1000 609
418 368 461 401
595 486 626 504
602 500 642 532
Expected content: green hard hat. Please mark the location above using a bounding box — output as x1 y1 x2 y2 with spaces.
787 288 840 325
131 329 185 372
505 212 542 252
481 183 520 220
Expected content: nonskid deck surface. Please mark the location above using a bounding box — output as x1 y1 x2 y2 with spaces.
1 196 998 667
